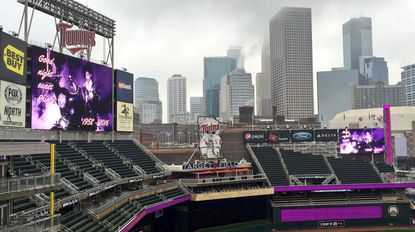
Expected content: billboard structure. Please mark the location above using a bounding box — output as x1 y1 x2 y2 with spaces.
198 116 222 159
116 101 133 132
0 31 27 85
114 69 133 132
0 80 26 127
115 69 133 103
31 46 113 131
339 128 385 155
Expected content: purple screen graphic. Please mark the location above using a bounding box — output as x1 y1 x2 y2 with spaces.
339 128 385 155
281 206 382 222
31 46 113 131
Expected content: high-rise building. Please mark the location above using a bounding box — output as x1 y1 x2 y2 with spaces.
343 17 373 70
134 77 162 124
167 74 187 123
256 72 272 116
401 64 415 106
227 46 244 68
359 56 389 85
270 7 314 120
317 69 359 126
203 57 237 117
256 37 272 116
219 69 254 122
352 82 405 109
190 97 203 117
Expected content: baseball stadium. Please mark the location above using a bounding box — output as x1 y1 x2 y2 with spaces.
1 1 415 232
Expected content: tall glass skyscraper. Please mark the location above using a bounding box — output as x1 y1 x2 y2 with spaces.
135 77 162 124
203 57 237 117
359 56 389 85
343 17 373 70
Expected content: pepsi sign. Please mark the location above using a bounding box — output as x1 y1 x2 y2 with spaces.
290 130 314 142
243 131 266 143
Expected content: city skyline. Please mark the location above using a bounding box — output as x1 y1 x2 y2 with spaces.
1 0 414 122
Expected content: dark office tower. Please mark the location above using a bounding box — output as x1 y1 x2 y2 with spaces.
203 57 237 117
343 17 373 70
270 7 314 120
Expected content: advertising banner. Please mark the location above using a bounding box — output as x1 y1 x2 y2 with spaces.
315 129 338 142
339 128 385 155
243 131 266 143
116 101 133 132
0 80 26 127
266 130 290 143
31 46 113 131
0 31 27 85
290 130 315 142
115 69 133 103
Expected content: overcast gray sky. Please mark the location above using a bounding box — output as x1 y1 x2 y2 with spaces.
1 0 414 122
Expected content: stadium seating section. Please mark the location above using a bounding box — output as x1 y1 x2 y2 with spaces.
375 162 395 173
281 149 331 176
13 156 42 176
251 147 290 186
56 143 112 184
328 157 382 184
73 141 138 178
11 197 36 214
31 153 93 191
107 140 159 174
61 186 187 232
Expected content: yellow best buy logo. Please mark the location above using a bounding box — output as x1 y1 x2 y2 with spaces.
3 44 25 76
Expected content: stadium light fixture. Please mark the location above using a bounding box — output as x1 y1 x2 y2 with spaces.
46 43 53 48
10 31 18 37
121 67 127 71
0 25 3 32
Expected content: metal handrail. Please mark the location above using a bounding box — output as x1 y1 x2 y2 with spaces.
60 178 79 192
1 214 60 232
92 182 178 213
116 190 189 232
179 174 267 185
84 173 100 185
105 168 121 180
0 173 60 194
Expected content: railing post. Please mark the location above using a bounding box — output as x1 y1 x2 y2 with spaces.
50 143 55 229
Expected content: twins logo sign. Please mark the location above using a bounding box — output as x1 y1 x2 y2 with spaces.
57 23 96 55
198 116 222 159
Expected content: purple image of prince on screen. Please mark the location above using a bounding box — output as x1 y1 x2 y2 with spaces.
31 46 113 132
339 128 385 155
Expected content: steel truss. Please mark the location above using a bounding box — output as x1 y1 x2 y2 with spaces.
17 0 115 66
